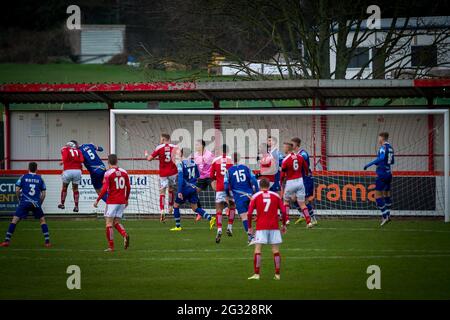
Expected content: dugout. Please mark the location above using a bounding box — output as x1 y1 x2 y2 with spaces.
0 79 449 219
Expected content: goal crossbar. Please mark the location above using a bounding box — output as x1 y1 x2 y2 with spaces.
110 108 449 221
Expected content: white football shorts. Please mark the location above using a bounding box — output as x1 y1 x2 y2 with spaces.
283 177 305 201
62 169 82 185
104 204 126 218
254 229 282 245
159 174 177 189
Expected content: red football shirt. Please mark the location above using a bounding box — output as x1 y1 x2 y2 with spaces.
248 190 287 230
259 153 276 182
280 152 308 182
61 146 84 170
210 155 233 191
97 167 131 205
151 144 178 177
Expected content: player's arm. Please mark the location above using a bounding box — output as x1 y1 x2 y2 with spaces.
144 148 159 161
250 170 259 193
94 177 109 207
223 171 231 196
364 146 385 170
96 145 104 152
15 186 21 201
176 163 184 197
279 197 287 233
301 156 309 176
40 180 47 204
124 174 131 205
247 198 255 231
60 147 68 165
210 161 217 180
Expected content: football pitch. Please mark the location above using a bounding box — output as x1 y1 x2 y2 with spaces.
0 218 449 300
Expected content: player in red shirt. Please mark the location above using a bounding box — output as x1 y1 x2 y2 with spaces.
144 133 178 223
94 154 130 252
210 144 235 243
281 142 313 228
247 178 287 280
58 140 84 212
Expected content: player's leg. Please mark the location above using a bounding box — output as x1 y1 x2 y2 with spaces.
113 215 130 249
190 191 215 230
296 179 313 228
305 176 317 225
248 243 262 280
226 200 236 236
92 171 107 202
105 216 115 251
171 201 182 231
272 244 281 280
159 178 168 222
375 177 390 226
0 215 21 247
36 207 51 247
215 194 225 243
72 183 80 212
383 190 392 219
167 175 177 215
58 180 69 209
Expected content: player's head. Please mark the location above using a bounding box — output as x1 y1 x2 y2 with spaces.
267 135 277 149
195 139 206 152
291 137 301 150
160 133 171 144
283 142 293 154
259 177 270 190
222 144 228 154
259 143 268 155
180 148 193 159
378 132 389 144
70 140 79 148
66 141 76 148
28 162 38 173
108 154 118 166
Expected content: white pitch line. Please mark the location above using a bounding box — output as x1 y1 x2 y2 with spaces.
3 247 450 254
10 226 450 233
1 254 450 263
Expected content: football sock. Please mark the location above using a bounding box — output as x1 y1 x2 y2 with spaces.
5 223 16 242
168 191 174 207
73 191 79 207
228 208 235 226
216 211 223 232
40 223 50 244
60 188 67 205
195 207 211 220
159 194 165 211
384 197 392 217
273 252 281 275
174 207 181 227
376 198 388 219
307 203 314 218
302 207 311 224
242 219 249 233
106 226 114 249
114 223 127 237
254 253 261 274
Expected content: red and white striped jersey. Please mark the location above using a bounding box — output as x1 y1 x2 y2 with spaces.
210 155 233 191
151 143 178 177
97 167 131 205
248 190 287 230
61 146 84 170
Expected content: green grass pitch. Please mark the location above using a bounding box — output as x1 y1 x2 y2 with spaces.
0 218 449 300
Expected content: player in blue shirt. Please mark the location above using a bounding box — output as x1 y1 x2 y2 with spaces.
79 142 107 201
364 132 395 226
171 148 215 231
1 162 51 247
224 153 259 243
291 137 318 225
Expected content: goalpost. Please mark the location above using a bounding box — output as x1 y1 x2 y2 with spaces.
110 108 449 221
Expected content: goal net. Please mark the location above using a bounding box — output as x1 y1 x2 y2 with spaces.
111 109 449 220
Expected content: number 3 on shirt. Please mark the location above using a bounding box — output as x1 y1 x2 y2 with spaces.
114 176 126 189
164 151 171 162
